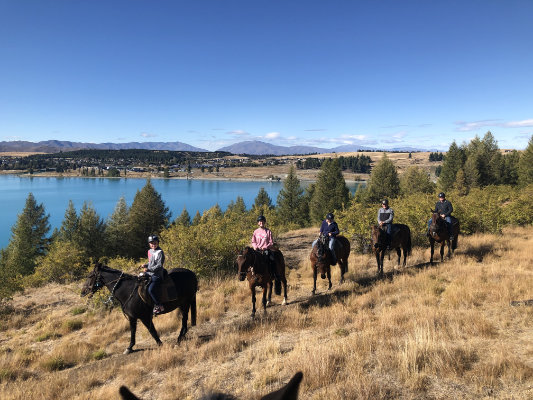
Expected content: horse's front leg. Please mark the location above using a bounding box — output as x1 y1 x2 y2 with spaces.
141 317 162 347
327 267 332 291
261 285 268 314
402 247 407 267
375 252 381 275
312 266 318 295
440 242 445 262
430 240 435 265
251 285 257 318
124 317 137 354
446 239 452 258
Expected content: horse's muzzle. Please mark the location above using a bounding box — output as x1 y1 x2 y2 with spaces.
320 273 326 279
238 272 246 281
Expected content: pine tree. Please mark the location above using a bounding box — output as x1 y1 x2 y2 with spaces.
399 166 435 195
74 202 106 260
454 168 468 195
59 200 79 242
128 179 171 259
438 141 465 190
502 150 520 185
519 135 533 186
463 155 480 189
105 197 131 257
175 207 191 226
276 165 305 226
309 158 349 223
192 211 202 225
3 193 50 276
253 187 273 210
365 154 400 202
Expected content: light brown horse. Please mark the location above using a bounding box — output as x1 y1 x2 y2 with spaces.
236 247 288 318
371 224 412 275
428 213 459 264
310 234 351 295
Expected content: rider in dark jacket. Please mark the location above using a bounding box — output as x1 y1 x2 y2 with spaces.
313 213 339 264
141 235 166 315
428 192 454 240
377 199 394 248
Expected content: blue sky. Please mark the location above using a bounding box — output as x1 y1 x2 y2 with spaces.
1 1 532 151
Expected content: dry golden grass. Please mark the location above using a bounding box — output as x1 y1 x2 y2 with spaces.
1 227 532 399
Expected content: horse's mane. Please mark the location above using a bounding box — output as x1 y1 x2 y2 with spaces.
97 264 136 280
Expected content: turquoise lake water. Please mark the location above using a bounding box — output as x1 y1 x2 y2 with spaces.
0 175 358 249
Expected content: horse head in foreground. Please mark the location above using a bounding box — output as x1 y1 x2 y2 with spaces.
428 212 459 264
82 263 198 354
119 371 303 400
236 246 288 318
309 234 350 295
371 224 411 275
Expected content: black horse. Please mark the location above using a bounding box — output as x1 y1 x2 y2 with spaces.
371 224 411 275
428 213 459 265
81 263 198 354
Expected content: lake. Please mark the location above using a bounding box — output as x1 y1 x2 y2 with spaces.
0 175 358 249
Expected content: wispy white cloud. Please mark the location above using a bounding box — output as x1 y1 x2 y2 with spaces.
503 119 533 128
304 128 327 132
140 132 157 138
264 132 280 140
454 119 533 131
227 129 250 136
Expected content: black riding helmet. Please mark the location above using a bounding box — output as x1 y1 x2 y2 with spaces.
148 235 159 243
326 213 334 220
438 192 446 198
257 215 266 223
381 199 389 206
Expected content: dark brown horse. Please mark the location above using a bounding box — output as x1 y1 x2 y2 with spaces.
310 234 351 295
428 213 459 264
119 371 303 400
371 224 412 275
236 247 288 317
81 263 197 354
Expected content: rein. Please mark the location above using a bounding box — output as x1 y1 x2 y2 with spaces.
104 272 124 306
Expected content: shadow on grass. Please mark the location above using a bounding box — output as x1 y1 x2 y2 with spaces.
458 243 498 262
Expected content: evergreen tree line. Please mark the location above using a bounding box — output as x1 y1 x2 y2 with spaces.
428 152 444 161
2 134 533 302
295 155 372 173
438 131 526 192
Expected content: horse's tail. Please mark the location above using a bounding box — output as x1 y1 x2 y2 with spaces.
452 222 459 250
190 292 197 326
274 278 281 296
406 227 412 256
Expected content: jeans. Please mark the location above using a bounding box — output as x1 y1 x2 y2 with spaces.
148 273 162 305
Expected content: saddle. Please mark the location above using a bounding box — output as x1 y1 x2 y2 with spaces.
138 272 178 305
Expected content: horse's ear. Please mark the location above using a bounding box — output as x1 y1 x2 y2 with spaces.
119 386 142 400
260 372 303 400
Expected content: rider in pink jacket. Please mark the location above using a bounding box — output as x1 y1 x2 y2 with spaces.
252 215 273 251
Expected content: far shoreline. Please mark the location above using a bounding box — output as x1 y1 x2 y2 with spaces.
0 170 363 184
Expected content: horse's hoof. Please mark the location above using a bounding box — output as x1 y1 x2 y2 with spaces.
123 348 132 355
282 298 287 305
266 301 271 307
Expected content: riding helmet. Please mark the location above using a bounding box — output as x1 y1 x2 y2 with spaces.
381 199 389 206
326 213 334 220
257 215 266 223
148 235 159 243
438 192 446 198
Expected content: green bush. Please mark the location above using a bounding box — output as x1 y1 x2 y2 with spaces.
62 319 83 332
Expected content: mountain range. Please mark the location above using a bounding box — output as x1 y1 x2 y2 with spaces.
0 139 433 155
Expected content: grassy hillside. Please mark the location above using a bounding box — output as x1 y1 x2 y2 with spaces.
1 227 532 399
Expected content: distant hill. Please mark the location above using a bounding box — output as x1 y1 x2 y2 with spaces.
0 140 208 153
217 140 404 155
